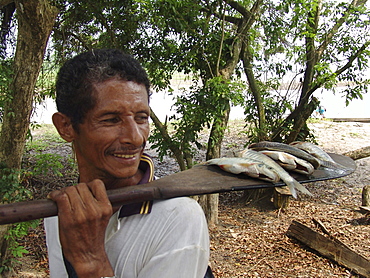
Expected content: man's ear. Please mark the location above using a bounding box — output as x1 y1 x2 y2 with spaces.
52 112 76 142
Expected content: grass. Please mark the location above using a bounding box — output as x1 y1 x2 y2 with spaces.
26 124 66 152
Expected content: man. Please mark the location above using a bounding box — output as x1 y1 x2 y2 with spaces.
44 49 210 278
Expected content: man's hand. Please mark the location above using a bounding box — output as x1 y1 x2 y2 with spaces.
48 179 114 278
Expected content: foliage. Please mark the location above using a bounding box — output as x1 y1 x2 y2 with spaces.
240 0 370 142
34 55 58 104
150 76 245 165
24 127 76 178
0 125 75 272
243 90 294 143
47 0 370 152
0 163 38 272
30 153 67 177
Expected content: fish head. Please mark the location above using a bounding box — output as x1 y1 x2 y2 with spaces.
254 164 280 183
218 161 259 175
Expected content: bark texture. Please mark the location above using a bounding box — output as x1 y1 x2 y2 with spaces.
0 0 58 169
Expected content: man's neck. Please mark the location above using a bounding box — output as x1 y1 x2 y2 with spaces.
78 168 144 190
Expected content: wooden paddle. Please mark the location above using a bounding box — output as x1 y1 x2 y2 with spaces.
0 153 355 225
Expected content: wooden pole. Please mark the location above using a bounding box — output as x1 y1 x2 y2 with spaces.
362 185 370 207
0 153 357 225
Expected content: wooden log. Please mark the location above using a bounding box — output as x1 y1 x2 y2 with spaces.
287 220 370 278
362 185 370 206
331 118 370 123
343 146 370 160
359 206 370 214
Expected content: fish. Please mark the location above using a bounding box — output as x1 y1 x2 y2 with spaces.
289 141 335 162
258 150 315 175
289 141 347 171
238 149 312 198
248 141 321 169
205 157 280 183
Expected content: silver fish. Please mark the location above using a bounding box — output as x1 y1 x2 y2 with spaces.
258 150 315 175
248 141 321 169
289 141 346 171
238 149 312 198
205 157 280 183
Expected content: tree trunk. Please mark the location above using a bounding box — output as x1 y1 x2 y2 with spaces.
200 100 231 226
0 0 58 169
242 41 268 141
206 100 230 160
0 0 58 273
149 108 187 171
285 97 319 143
195 194 219 227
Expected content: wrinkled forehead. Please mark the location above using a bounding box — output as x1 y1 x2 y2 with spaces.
90 76 150 103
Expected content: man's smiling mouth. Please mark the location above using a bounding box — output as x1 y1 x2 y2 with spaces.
113 154 136 158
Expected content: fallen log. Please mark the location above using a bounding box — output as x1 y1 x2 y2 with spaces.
331 118 370 123
343 146 370 161
287 220 370 278
359 206 370 214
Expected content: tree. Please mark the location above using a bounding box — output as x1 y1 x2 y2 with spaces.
0 0 58 272
279 0 370 142
242 0 370 142
49 0 370 221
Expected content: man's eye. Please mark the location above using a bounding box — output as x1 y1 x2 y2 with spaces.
103 118 119 123
136 115 149 123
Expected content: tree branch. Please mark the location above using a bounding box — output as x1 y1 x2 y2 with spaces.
201 6 241 25
149 108 186 171
0 0 13 9
224 0 251 18
52 29 91 51
308 39 370 94
316 0 368 59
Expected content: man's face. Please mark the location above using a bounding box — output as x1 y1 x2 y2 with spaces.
73 78 150 187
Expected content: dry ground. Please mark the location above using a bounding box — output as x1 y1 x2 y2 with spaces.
11 120 370 277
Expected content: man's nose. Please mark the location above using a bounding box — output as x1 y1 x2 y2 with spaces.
118 119 144 146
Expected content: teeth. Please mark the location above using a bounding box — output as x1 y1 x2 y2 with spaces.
113 154 135 158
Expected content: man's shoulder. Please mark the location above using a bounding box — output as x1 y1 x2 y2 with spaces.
151 197 205 222
153 197 201 211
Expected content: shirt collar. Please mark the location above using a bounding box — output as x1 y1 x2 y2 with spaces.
118 153 155 218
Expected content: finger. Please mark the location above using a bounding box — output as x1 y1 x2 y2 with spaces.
73 181 112 217
47 189 74 214
86 179 110 204
72 183 96 206
51 186 90 213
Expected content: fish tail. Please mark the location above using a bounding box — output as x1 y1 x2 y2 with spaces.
288 179 312 198
319 160 348 173
286 183 297 199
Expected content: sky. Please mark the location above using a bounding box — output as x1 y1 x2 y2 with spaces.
32 84 369 125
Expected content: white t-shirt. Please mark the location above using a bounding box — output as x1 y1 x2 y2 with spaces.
44 197 210 278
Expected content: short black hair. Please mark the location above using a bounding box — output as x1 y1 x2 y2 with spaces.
55 49 150 128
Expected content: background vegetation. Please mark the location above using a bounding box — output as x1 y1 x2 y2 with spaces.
0 0 369 273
